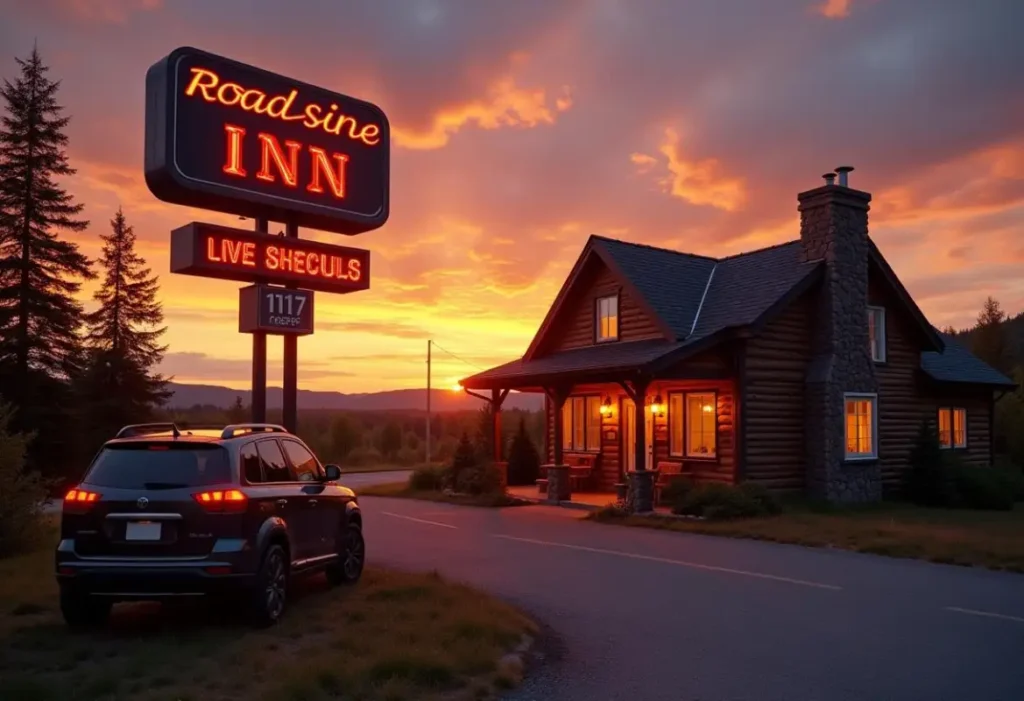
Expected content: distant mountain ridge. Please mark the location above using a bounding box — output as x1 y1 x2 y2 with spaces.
165 382 543 412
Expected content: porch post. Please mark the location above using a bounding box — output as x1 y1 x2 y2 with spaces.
544 385 572 503
628 377 656 513
490 388 509 462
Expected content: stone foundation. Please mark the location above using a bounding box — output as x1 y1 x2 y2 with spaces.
626 470 657 513
544 464 571 503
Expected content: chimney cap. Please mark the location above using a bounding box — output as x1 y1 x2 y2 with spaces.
822 172 837 185
835 165 854 174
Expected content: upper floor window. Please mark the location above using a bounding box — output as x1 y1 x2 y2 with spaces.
596 295 619 342
867 306 886 362
844 393 877 460
937 407 967 449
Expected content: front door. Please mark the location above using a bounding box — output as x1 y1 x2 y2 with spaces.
621 399 654 476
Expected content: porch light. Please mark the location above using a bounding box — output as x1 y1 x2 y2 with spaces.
702 403 714 413
649 394 665 416
599 396 612 415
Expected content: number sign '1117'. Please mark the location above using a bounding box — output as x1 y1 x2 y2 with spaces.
239 284 314 336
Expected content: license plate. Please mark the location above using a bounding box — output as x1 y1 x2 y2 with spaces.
125 521 161 541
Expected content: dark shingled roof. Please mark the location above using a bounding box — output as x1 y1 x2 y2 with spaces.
922 333 1016 388
595 237 716 339
461 236 1016 391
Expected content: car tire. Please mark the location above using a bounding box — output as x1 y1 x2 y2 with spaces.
326 523 365 586
60 587 112 629
247 544 288 627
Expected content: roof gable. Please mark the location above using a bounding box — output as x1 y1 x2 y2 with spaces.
868 240 944 353
522 239 675 360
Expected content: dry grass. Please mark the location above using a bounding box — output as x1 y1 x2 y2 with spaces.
338 464 417 474
0 525 536 701
589 502 1024 572
359 482 529 509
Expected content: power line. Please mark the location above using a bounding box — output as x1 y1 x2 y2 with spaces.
430 340 485 372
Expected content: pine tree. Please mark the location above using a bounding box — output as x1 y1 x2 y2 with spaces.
972 296 1011 374
506 418 541 486
78 207 168 447
0 46 93 382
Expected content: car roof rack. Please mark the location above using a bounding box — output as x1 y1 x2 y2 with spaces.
221 423 288 439
115 422 182 439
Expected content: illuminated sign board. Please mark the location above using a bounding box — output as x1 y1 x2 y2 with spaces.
170 221 370 294
239 285 314 336
145 46 389 235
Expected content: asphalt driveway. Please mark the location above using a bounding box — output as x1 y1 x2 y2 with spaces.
361 497 1024 701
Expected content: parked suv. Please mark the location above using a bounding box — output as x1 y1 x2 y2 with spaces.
56 422 364 628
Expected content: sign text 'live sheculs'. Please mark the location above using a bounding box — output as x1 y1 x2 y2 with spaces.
170 222 370 294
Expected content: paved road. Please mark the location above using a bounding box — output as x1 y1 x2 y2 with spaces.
361 497 1024 701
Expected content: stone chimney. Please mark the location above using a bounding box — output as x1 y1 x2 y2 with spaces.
799 167 881 503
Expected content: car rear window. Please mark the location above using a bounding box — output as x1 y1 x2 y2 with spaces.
84 443 231 489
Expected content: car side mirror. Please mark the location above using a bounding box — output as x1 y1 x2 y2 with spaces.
324 464 342 481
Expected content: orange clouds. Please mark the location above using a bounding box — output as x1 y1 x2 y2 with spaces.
60 0 161 23
632 128 747 212
392 77 573 150
814 0 853 19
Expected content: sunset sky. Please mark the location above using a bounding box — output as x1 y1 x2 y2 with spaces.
2 0 1023 393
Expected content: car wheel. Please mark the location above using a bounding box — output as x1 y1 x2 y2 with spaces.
326 523 365 586
60 587 112 629
247 544 288 627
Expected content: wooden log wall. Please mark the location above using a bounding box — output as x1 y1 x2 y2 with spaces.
743 292 812 490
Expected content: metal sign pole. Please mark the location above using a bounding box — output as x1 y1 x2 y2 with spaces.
251 217 269 423
282 219 299 433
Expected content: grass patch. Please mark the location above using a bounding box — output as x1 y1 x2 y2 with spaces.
0 526 536 701
359 481 528 508
589 501 1024 572
338 464 419 474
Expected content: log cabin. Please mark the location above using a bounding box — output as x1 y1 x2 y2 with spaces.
459 170 1016 508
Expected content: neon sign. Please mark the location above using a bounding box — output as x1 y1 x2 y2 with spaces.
170 222 370 294
145 47 389 236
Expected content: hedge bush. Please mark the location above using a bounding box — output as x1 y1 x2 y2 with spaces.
905 421 1022 511
0 401 49 557
454 462 504 496
672 481 780 520
409 465 449 491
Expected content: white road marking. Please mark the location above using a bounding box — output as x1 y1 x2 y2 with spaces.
945 607 1024 624
494 534 843 591
382 511 458 529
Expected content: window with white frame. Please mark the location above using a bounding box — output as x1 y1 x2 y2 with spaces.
668 391 717 458
596 295 619 342
844 394 877 459
561 396 603 452
867 306 886 362
937 407 967 449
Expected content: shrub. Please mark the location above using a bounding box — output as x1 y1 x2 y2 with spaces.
673 482 776 520
660 477 695 511
948 457 1015 511
409 465 449 491
737 482 782 515
0 401 49 557
454 462 504 496
450 432 477 487
506 419 541 486
905 421 956 507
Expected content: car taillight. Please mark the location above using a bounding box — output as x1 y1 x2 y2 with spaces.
193 489 247 513
64 488 101 512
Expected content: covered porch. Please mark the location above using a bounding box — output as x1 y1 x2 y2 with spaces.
461 338 739 513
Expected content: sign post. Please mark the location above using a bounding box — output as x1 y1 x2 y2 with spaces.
146 46 389 434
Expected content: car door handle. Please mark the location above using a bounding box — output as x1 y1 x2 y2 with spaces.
276 499 288 508
308 499 318 507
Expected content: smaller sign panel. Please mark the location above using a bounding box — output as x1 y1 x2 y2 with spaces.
240 284 314 335
170 221 370 294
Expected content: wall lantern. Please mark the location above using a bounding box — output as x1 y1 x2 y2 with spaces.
648 394 665 417
702 402 714 414
599 395 613 416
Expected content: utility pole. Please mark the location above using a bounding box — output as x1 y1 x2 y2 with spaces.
425 339 432 465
